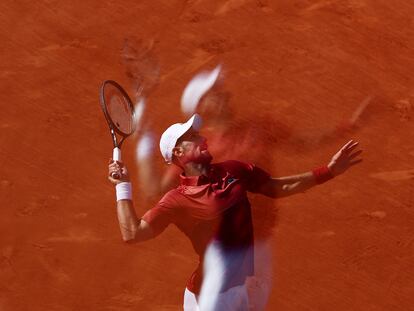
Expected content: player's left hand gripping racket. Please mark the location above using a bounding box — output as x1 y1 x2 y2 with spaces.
100 80 135 179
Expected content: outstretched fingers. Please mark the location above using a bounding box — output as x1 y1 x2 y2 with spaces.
342 140 355 149
349 158 363 166
343 140 359 153
348 147 363 166
349 149 363 160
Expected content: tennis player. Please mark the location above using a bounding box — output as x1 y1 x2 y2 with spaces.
107 114 362 310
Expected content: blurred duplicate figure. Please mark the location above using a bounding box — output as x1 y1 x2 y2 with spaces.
107 114 362 311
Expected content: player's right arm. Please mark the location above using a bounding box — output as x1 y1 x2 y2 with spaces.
108 160 154 243
115 200 154 243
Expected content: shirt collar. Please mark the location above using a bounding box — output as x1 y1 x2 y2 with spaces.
179 165 215 186
179 173 210 186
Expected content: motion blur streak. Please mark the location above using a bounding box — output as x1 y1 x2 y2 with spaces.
132 97 145 134
136 131 157 198
181 65 222 116
198 241 225 311
198 240 273 310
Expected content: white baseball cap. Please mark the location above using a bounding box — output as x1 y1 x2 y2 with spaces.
159 114 203 164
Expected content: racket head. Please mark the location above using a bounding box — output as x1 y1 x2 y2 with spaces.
100 80 135 137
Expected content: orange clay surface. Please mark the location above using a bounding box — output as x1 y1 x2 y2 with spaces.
1 1 413 310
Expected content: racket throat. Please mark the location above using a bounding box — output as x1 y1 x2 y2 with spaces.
111 128 120 147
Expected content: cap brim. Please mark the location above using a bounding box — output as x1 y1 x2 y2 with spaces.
177 113 202 141
162 114 203 164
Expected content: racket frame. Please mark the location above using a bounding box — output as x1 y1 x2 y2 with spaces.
100 80 135 178
100 80 135 149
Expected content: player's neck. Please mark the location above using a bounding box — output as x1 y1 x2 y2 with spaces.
182 162 209 177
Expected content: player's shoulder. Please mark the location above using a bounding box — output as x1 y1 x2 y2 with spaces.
213 160 254 176
159 188 182 207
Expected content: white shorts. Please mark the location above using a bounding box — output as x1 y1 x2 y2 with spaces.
183 285 249 311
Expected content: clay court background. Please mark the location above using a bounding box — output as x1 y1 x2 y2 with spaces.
1 0 413 310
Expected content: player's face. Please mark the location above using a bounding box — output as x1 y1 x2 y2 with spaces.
176 128 212 165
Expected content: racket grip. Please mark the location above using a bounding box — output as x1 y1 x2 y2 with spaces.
112 147 122 179
113 147 122 162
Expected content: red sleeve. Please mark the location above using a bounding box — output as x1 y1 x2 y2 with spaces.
141 191 178 236
221 160 271 193
243 162 272 193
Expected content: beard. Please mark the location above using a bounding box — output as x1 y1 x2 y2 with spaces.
193 150 213 165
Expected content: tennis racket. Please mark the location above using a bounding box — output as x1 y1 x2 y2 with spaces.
100 80 135 179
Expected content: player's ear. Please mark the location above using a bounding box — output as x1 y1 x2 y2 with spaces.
172 146 184 158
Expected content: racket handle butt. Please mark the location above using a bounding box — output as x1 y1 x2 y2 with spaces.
111 172 121 179
113 147 122 162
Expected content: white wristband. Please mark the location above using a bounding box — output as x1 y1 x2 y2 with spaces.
116 182 132 201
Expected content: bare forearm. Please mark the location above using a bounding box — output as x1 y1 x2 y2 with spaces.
263 171 319 198
115 199 154 243
275 171 316 184
258 140 362 199
116 199 140 241
275 171 318 197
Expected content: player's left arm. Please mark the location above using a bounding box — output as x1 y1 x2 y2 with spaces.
259 140 362 198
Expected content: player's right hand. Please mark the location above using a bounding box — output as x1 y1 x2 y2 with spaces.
108 159 130 185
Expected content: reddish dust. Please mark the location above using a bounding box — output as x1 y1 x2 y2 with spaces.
1 1 413 310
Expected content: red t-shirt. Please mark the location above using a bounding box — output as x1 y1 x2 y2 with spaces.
141 160 271 294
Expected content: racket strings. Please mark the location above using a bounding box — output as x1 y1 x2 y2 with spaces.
103 84 134 136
